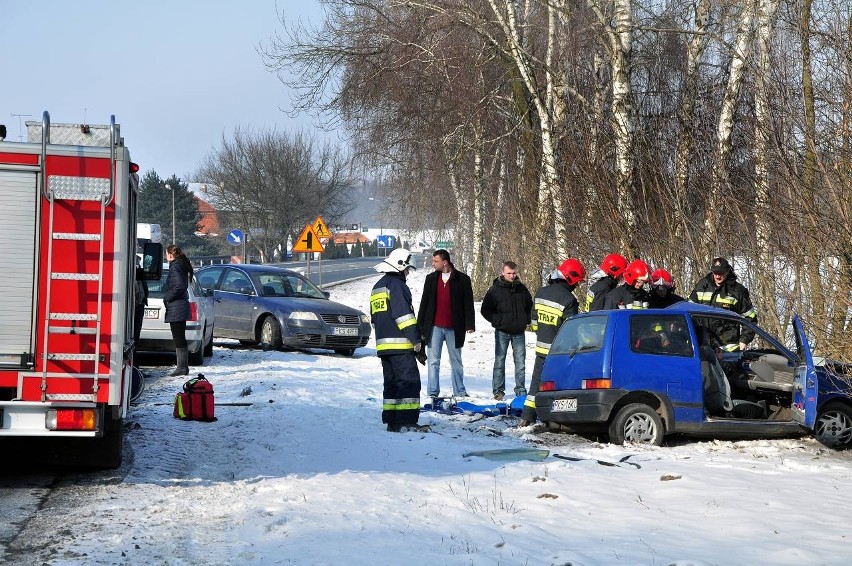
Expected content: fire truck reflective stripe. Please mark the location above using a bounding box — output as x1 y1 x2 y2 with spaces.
47 353 99 361
52 273 99 280
46 394 98 401
52 232 101 241
47 175 110 200
48 326 98 334
49 313 98 321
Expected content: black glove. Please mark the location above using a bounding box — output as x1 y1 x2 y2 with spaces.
415 343 427 365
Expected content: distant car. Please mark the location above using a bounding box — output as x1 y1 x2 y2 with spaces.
195 264 371 355
138 265 215 365
535 303 852 448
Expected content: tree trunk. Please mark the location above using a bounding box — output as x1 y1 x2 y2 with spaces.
753 0 780 337
610 0 636 255
674 0 710 250
704 1 756 257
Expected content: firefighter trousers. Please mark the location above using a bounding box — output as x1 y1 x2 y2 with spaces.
381 353 421 426
520 355 547 423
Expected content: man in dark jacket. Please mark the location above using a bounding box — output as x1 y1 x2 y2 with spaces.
370 248 427 432
481 261 533 400
418 249 475 399
519 258 585 427
689 257 757 351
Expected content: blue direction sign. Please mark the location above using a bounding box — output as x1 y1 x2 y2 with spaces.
376 235 396 249
227 229 245 246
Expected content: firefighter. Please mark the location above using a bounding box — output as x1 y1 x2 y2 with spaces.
602 259 652 309
648 268 686 308
370 248 428 432
689 257 757 351
585 253 628 311
518 258 585 428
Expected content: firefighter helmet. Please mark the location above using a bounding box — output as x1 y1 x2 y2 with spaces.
600 253 628 278
623 259 651 286
556 258 586 285
651 268 674 289
375 248 417 273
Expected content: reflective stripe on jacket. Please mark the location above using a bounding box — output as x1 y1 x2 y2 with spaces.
533 280 579 356
371 273 421 356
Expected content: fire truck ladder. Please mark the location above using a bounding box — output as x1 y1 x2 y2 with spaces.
38 112 118 402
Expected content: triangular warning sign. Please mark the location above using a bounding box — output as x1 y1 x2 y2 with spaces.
292 224 325 253
312 215 330 238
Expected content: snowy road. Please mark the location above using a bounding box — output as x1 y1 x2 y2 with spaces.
2 271 852 565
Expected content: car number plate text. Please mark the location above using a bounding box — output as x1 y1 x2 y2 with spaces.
144 308 159 319
332 326 358 336
552 398 578 412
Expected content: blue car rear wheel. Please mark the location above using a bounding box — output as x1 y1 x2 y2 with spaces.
609 403 664 446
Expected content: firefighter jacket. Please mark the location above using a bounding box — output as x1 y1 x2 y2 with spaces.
481 276 533 334
649 290 686 308
532 280 579 357
585 271 618 312
689 272 757 347
371 272 421 356
603 284 651 310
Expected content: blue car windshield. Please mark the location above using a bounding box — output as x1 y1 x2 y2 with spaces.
550 315 607 355
254 272 326 299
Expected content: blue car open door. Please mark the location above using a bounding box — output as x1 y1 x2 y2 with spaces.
791 315 818 429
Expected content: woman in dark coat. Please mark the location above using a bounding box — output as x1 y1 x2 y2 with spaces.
163 245 193 376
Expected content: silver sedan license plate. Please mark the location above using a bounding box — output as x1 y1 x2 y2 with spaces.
552 398 577 412
332 326 358 336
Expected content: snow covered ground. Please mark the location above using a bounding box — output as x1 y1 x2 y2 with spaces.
13 268 852 565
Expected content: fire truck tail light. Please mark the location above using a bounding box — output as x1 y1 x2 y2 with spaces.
189 302 198 321
46 409 97 431
130 162 140 173
539 381 556 392
582 379 612 389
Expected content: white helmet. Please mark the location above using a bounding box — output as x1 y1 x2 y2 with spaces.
374 248 417 273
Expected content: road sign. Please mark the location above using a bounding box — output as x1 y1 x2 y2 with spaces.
434 240 454 249
292 224 325 253
376 235 396 249
227 229 244 246
312 216 330 238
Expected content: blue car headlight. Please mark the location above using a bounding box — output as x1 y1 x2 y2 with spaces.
289 311 319 322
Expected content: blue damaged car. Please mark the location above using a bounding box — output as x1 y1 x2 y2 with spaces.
534 302 852 447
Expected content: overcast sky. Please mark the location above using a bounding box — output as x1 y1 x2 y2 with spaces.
0 0 333 181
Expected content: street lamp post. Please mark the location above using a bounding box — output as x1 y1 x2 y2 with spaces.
165 183 176 245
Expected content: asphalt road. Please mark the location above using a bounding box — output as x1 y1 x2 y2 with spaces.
269 253 430 288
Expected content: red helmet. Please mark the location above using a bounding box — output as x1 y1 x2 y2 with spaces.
623 259 651 286
557 258 586 285
651 268 674 288
600 253 628 278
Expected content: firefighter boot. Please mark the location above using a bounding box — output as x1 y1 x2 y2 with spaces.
170 348 189 376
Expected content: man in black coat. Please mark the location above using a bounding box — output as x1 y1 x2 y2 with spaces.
689 257 757 351
481 261 533 400
418 249 475 399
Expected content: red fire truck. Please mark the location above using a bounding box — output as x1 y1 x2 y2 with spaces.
0 112 161 468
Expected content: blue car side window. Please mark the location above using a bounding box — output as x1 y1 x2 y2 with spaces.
630 314 693 357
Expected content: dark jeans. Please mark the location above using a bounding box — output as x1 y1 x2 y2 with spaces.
492 330 526 396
